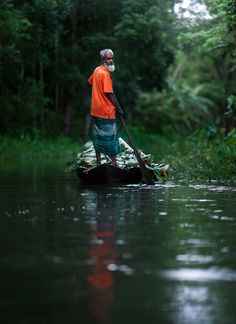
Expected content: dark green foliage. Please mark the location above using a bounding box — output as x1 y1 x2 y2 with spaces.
145 127 236 183
115 0 176 90
135 77 214 134
133 0 236 135
174 0 236 131
0 0 176 136
0 0 70 134
0 0 235 139
225 95 236 128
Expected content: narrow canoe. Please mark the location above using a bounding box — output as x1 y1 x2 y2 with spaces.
77 164 147 184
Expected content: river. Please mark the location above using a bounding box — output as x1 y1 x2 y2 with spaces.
1 159 236 324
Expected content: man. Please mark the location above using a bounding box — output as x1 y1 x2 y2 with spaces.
88 49 123 167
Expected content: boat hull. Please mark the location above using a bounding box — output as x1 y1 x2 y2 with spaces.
77 164 144 184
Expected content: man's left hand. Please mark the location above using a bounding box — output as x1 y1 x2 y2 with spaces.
116 106 124 115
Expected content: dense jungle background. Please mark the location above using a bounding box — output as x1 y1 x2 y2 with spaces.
0 0 236 181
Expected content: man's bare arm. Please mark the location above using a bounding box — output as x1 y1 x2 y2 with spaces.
106 93 123 115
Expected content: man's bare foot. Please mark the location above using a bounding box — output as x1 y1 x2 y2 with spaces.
96 151 101 166
83 166 97 174
111 157 117 167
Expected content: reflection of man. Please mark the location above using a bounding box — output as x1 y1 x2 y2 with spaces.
88 49 123 167
87 223 117 323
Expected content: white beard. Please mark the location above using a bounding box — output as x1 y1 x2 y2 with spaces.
105 64 115 72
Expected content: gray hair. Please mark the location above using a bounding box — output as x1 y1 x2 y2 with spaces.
100 49 114 62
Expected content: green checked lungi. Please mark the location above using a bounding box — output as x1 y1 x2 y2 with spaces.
91 117 120 157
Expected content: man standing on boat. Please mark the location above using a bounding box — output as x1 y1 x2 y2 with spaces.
88 49 123 167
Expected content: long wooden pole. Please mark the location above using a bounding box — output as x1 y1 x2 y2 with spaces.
118 115 154 185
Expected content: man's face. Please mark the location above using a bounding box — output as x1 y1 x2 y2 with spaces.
104 53 115 72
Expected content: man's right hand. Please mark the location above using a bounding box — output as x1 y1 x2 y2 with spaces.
106 93 124 115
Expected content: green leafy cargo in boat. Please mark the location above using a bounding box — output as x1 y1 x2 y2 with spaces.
67 138 170 181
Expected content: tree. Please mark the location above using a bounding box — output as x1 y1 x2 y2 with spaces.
178 0 236 130
114 0 177 114
0 0 180 136
135 0 236 134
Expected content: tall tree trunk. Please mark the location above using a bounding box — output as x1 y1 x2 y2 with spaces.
55 85 60 111
83 114 91 138
39 61 44 128
54 32 59 111
32 60 37 130
19 63 24 92
64 86 76 136
213 59 228 130
63 0 78 136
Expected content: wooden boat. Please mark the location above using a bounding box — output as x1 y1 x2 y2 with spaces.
77 163 147 184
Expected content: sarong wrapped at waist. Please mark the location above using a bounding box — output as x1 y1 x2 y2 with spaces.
91 117 120 157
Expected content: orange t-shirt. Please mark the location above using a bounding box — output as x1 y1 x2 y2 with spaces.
88 65 116 119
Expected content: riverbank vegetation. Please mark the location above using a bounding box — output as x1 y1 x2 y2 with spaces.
1 128 235 183
127 127 236 183
0 135 82 160
0 0 235 182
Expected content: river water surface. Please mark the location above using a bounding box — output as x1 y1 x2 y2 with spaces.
1 159 236 324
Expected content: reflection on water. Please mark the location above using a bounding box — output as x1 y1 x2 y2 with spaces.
85 196 117 323
161 268 236 282
170 285 213 323
0 159 236 323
